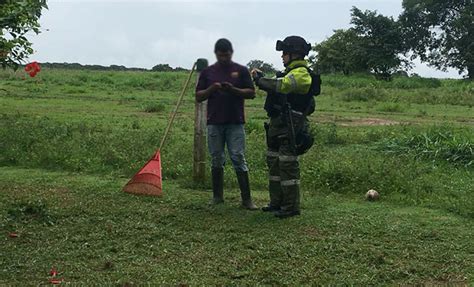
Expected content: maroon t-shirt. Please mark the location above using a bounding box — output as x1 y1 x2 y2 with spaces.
196 62 254 125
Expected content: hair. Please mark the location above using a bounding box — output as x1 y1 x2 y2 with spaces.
214 38 233 53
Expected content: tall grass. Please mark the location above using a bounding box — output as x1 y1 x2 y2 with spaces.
323 74 474 106
377 126 474 167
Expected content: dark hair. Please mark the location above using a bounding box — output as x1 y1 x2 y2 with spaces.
214 38 233 53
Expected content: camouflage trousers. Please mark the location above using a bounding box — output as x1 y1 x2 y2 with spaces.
265 116 301 212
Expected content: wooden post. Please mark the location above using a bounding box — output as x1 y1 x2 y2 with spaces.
193 58 208 183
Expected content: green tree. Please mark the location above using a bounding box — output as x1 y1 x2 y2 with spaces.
151 64 173 72
311 29 368 75
400 0 474 79
247 60 276 74
312 7 408 79
0 0 48 69
350 7 408 80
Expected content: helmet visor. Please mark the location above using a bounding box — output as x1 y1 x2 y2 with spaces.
276 40 288 52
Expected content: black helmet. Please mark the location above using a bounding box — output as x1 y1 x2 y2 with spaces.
276 36 311 56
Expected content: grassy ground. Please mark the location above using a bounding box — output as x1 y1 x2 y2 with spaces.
0 69 473 285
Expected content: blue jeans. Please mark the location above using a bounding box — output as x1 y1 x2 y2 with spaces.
207 124 249 172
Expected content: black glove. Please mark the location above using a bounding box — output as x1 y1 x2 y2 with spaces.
252 70 265 86
276 71 285 77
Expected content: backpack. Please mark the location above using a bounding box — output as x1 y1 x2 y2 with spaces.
306 67 321 97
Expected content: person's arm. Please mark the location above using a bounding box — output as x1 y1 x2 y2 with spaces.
196 82 222 102
254 67 311 95
221 82 255 99
221 67 256 99
251 68 278 93
195 69 223 102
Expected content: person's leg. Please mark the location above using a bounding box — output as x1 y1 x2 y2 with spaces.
264 148 282 212
207 125 226 204
263 126 282 212
226 124 257 210
275 137 301 218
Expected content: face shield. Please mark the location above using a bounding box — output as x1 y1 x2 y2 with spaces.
276 40 289 52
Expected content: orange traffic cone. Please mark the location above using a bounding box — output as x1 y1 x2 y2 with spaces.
123 150 162 196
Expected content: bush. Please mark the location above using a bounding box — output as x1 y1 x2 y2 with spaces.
377 103 405 113
340 87 388 102
143 103 165 113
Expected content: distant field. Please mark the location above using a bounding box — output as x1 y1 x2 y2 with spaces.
0 68 473 285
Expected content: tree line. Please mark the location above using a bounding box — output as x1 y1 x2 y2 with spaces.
312 2 474 80
38 62 187 72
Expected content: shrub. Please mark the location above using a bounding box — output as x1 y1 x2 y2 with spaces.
143 103 165 113
340 87 388 102
377 103 405 113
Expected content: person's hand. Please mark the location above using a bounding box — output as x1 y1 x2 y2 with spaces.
221 82 234 90
209 82 222 92
251 69 264 84
250 68 262 78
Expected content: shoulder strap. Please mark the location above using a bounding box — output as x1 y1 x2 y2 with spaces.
286 63 310 73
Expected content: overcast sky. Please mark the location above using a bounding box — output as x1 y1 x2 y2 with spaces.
30 0 462 78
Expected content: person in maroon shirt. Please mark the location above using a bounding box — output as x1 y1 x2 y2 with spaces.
195 38 257 210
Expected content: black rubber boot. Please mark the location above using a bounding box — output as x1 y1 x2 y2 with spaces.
262 180 282 212
262 205 281 212
210 168 224 205
236 171 258 210
274 210 301 219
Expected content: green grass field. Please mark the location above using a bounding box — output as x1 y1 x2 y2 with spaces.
1 69 473 285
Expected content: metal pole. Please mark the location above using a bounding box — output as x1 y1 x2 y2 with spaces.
193 58 208 183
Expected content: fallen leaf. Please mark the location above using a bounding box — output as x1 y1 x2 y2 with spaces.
49 278 62 285
50 267 58 277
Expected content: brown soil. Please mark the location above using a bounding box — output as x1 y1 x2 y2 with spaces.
338 118 400 126
315 116 400 126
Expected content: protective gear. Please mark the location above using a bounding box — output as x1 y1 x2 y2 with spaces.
210 168 224 204
262 205 281 212
257 60 312 97
274 210 301 219
283 109 315 156
295 121 314 155
259 56 320 216
236 171 258 210
266 144 283 211
264 130 301 214
283 102 298 153
276 36 312 56
260 60 321 115
256 77 278 93
252 69 265 85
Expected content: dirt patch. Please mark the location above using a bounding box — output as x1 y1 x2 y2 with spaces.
315 117 401 126
301 226 322 238
339 118 400 126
